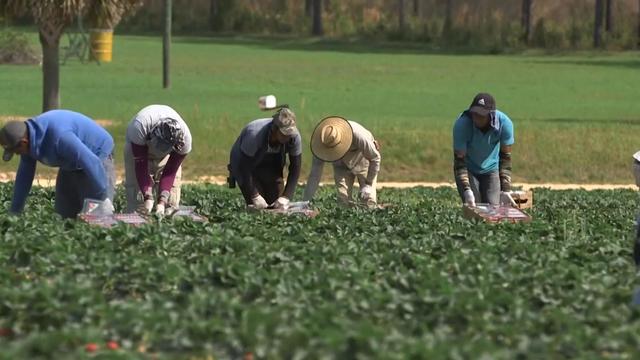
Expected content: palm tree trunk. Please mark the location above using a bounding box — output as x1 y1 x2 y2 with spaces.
39 31 60 112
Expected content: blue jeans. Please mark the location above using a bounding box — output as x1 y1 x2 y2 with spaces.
55 155 115 218
455 170 500 206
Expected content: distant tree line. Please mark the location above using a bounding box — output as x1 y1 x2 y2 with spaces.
108 0 640 49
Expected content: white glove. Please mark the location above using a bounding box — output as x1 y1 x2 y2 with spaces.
463 189 476 207
155 202 166 216
251 194 268 209
271 196 290 209
137 198 154 214
100 198 115 215
360 185 374 200
500 191 517 207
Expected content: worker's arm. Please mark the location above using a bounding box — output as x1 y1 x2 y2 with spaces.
356 135 381 186
282 154 301 200
303 156 325 201
452 116 471 190
499 114 515 192
158 151 186 202
130 143 153 196
10 156 37 214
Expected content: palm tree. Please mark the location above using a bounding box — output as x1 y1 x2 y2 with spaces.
6 0 83 111
4 0 141 112
85 0 141 29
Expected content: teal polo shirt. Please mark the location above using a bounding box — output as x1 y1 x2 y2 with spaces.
452 110 514 174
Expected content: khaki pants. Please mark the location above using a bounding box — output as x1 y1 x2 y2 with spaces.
334 164 377 206
124 143 182 212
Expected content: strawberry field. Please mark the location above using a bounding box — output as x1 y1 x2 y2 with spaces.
1 183 640 359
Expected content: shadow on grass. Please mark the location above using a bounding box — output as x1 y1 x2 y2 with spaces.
537 118 640 126
171 34 518 56
525 58 640 70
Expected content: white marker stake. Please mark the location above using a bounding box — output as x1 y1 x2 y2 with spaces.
258 95 277 110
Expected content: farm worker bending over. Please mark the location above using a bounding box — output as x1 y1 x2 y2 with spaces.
303 116 381 207
0 110 115 218
124 105 192 215
453 93 516 207
228 107 301 209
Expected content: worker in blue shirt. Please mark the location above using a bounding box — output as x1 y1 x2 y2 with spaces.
452 93 516 207
0 110 115 218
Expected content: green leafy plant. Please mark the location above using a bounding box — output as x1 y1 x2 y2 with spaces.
1 183 639 358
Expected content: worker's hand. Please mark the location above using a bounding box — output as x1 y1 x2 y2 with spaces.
155 201 166 217
271 196 290 209
463 189 476 207
360 185 374 200
100 198 115 215
500 191 517 207
251 194 268 209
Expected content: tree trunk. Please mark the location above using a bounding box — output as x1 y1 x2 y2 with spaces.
594 0 603 48
399 0 406 33
163 0 172 88
413 0 419 16
305 0 312 17
521 0 532 44
605 0 613 33
39 31 60 112
209 0 218 31
312 0 323 36
443 0 453 36
637 0 640 47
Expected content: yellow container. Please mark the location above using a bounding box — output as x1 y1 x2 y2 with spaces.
89 29 113 62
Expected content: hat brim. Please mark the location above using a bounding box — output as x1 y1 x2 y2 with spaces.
311 116 353 162
469 106 491 117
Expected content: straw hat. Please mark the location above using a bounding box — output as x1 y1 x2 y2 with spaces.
310 116 353 162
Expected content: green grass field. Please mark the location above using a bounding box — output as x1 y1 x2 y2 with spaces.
1 31 639 183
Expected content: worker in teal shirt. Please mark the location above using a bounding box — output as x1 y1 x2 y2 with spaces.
0 110 115 218
452 93 516 207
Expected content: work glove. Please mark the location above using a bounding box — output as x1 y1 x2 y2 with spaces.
100 198 115 215
463 188 476 207
359 185 374 201
271 196 290 209
500 191 517 207
137 198 154 215
251 194 269 209
155 202 166 217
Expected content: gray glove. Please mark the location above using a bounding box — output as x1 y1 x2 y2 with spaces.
500 191 517 207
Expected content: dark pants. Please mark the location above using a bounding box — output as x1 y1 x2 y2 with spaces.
55 156 115 219
455 170 500 206
252 154 284 204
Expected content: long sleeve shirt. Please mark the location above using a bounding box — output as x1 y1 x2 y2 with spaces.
304 121 380 201
11 110 114 213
